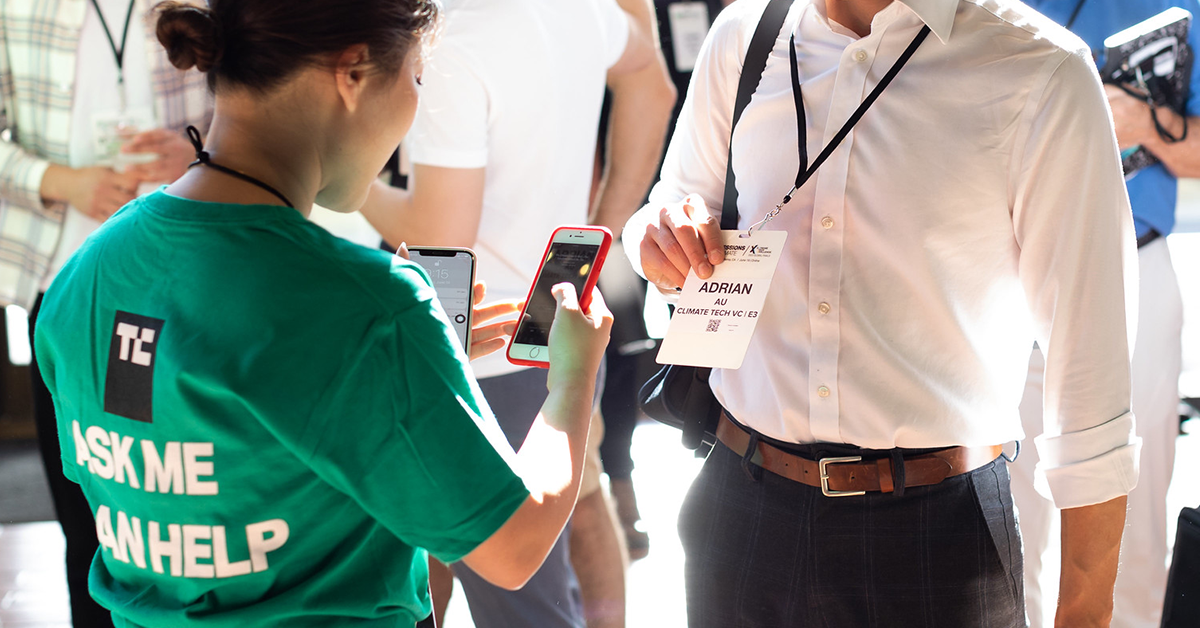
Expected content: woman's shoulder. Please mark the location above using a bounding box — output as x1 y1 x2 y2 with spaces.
302 232 438 317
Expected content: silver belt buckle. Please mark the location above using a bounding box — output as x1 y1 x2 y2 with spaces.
818 456 867 497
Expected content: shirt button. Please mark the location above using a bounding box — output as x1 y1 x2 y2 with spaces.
818 386 831 398
821 216 835 229
853 49 868 62
818 302 831 314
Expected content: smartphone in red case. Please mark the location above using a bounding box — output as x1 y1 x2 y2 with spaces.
507 226 612 368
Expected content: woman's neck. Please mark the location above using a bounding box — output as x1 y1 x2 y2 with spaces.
826 0 894 38
167 92 322 217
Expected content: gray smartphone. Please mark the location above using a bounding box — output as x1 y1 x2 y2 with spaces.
407 247 476 351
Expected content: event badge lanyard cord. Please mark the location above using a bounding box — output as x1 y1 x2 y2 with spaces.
744 24 932 236
90 0 137 115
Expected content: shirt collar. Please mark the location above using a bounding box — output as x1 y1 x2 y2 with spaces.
898 0 958 44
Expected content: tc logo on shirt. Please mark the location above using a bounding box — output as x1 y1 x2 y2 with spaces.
104 311 165 423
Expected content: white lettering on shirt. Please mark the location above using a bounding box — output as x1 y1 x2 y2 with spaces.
212 525 252 578
85 426 114 480
182 524 215 579
71 425 218 496
110 432 141 489
93 506 290 580
73 421 93 471
115 322 155 366
142 441 184 494
148 521 183 576
95 504 118 554
115 510 146 568
246 519 289 573
182 442 218 496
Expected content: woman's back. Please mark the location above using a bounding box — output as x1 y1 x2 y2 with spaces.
35 190 528 626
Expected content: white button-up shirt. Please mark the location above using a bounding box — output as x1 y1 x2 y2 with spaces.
625 0 1140 509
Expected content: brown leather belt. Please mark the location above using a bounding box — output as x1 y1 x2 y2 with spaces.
716 413 1004 497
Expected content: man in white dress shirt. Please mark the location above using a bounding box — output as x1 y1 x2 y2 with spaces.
624 0 1139 625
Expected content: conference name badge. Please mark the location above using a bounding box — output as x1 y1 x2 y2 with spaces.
656 229 787 370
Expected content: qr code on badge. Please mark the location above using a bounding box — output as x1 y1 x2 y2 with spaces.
706 319 721 333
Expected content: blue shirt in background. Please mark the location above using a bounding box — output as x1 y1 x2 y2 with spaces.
1028 0 1200 238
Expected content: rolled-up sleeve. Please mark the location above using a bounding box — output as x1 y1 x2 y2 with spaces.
1011 47 1140 509
0 134 53 214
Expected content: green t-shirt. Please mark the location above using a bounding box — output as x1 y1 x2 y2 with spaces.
35 190 530 627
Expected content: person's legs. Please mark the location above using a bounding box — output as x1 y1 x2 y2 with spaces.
1112 239 1183 628
1010 348 1055 628
453 368 585 628
679 441 1024 628
599 349 649 560
570 409 627 628
427 557 454 627
28 295 114 628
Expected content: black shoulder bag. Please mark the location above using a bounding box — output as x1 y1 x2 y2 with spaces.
637 0 931 450
1163 503 1200 626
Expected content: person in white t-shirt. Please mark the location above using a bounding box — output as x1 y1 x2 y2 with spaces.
0 1 210 625
359 1 671 625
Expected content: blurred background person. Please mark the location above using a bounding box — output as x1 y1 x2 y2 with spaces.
1013 1 1200 626
0 1 210 624
359 0 672 625
595 0 732 562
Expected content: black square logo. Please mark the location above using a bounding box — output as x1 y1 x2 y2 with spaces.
103 311 165 423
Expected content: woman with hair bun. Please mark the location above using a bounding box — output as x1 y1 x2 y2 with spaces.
33 1 613 626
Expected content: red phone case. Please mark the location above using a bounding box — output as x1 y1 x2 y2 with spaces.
507 226 613 368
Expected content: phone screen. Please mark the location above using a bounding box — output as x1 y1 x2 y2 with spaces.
513 242 601 347
410 249 475 350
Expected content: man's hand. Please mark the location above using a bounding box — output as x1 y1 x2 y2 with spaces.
1055 495 1127 627
639 194 725 292
121 128 195 184
467 281 521 361
40 164 142 221
1104 84 1156 150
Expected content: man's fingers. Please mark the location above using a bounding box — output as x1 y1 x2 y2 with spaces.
640 235 686 292
473 300 522 325
471 320 516 346
472 281 487 306
692 208 725 266
122 129 174 153
662 202 715 279
648 217 693 281
468 337 508 361
112 172 143 194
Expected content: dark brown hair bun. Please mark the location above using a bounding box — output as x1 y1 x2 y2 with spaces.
156 2 222 73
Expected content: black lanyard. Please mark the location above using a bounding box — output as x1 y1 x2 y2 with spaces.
752 24 930 231
90 0 137 85
1065 0 1088 30
185 126 296 209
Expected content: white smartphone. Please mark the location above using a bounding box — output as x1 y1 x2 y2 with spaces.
507 226 612 368
407 247 477 351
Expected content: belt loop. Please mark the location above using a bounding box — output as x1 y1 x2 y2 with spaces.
1001 440 1021 463
741 432 763 483
890 449 906 498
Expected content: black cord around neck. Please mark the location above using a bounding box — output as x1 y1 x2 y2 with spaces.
184 126 296 209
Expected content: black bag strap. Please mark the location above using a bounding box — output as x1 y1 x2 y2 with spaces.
721 0 793 230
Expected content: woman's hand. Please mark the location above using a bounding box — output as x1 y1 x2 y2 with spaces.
546 283 613 391
468 281 521 361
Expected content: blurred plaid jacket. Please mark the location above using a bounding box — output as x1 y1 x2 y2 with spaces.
0 0 211 310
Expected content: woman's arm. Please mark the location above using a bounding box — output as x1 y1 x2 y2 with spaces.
460 284 611 589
